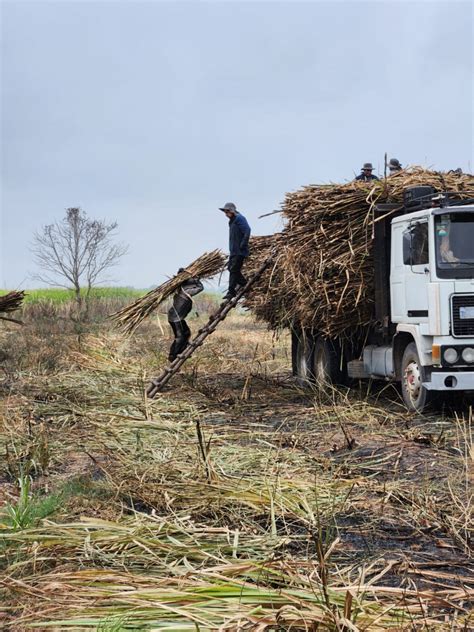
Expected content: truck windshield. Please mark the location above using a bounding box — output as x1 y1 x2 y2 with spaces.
435 212 474 278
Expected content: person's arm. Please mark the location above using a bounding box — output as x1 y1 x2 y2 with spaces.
182 278 204 296
194 279 204 295
238 217 251 250
440 236 459 263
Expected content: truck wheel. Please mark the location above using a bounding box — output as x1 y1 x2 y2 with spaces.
400 342 434 413
292 330 314 386
313 337 342 385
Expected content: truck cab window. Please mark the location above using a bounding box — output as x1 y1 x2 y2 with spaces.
403 222 428 266
435 212 474 278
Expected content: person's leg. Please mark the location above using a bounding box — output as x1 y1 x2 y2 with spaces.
169 321 180 361
182 320 191 342
227 256 238 297
226 256 246 298
235 256 247 288
174 320 190 356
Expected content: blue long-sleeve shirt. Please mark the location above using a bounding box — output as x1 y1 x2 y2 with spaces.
355 173 379 182
229 212 251 257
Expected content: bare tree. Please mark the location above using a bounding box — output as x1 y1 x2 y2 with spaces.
32 208 128 316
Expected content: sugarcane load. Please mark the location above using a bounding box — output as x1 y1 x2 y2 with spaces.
244 166 474 412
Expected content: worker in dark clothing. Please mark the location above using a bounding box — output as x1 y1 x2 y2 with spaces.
219 202 251 301
167 271 204 362
355 162 379 182
388 158 402 175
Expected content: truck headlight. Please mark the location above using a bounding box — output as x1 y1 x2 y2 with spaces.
461 347 474 364
444 348 459 364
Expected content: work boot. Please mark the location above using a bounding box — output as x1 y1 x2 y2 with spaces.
222 291 236 301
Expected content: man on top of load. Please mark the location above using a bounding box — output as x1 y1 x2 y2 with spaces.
388 158 403 174
355 162 380 182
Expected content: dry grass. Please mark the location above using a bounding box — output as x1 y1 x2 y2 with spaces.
0 307 473 629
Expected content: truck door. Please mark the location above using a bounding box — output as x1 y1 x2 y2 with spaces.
403 220 430 319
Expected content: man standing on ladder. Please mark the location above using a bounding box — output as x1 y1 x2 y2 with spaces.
167 270 204 362
219 202 251 301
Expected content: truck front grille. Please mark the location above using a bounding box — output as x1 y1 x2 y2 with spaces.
452 294 474 337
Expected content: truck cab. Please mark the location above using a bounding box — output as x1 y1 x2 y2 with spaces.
390 202 474 410
292 188 474 412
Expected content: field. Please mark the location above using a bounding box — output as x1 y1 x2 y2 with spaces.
19 288 145 304
0 297 473 630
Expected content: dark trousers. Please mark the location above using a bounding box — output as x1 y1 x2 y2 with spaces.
169 320 191 361
228 255 247 296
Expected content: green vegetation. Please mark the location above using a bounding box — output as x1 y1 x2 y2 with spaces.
0 475 62 531
17 287 145 304
0 475 113 535
3 287 223 306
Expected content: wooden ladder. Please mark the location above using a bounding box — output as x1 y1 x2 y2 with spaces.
146 256 273 398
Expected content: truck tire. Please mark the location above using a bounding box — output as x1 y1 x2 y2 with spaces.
292 330 314 386
313 336 343 385
400 342 435 413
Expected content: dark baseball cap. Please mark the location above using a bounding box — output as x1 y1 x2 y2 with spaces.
219 202 237 213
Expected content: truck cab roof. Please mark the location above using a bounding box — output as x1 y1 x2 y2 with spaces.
432 204 474 215
391 208 431 225
391 204 474 225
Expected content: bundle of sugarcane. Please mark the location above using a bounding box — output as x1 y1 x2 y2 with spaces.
0 291 25 321
243 234 296 329
244 168 474 338
111 250 226 335
243 185 378 335
374 166 474 204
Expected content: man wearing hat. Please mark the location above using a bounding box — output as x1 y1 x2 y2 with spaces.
355 162 379 182
219 202 251 301
388 158 402 175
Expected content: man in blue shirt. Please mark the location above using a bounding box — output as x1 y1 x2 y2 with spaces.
219 202 251 300
355 162 379 182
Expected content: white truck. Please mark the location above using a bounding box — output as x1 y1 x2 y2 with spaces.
292 186 474 412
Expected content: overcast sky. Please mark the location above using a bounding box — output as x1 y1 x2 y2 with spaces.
1 0 473 290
